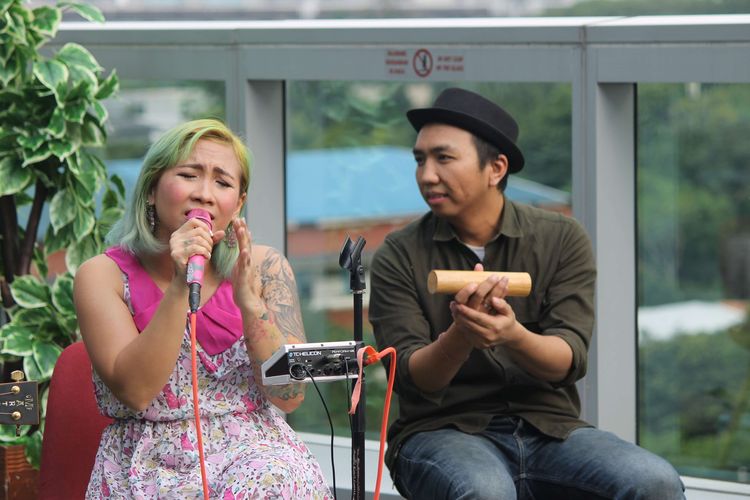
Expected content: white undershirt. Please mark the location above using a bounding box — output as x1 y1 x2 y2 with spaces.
462 242 485 261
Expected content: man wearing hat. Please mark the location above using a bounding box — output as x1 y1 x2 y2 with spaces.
369 88 684 499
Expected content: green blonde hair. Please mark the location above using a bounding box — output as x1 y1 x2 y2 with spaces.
107 119 252 278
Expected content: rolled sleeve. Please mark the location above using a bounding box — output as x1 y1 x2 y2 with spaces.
539 218 596 387
369 237 434 400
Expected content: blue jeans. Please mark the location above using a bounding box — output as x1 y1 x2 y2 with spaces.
393 417 684 500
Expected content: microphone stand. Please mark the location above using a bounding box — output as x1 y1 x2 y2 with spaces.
339 236 366 500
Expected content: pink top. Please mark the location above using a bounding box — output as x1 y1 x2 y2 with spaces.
105 246 243 355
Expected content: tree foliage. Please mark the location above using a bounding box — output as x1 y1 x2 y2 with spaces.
640 318 750 477
0 0 123 467
288 81 572 192
638 83 750 306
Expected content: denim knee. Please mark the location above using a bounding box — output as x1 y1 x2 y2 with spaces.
394 429 517 500
620 457 685 500
595 447 685 500
396 460 516 500
452 467 516 500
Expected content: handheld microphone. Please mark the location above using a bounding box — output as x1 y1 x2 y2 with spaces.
186 208 213 312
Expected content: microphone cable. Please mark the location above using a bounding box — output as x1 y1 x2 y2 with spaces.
189 308 211 499
185 208 212 498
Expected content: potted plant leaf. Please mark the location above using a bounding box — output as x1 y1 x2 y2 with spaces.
0 0 123 492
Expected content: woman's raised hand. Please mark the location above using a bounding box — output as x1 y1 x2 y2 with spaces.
229 218 265 318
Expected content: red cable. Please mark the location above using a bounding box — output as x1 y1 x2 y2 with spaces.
189 312 211 499
349 345 397 500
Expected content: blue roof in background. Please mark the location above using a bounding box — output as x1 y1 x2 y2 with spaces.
286 146 423 225
286 146 569 225
106 146 569 225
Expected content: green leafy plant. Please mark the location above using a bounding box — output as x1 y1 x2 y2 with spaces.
0 0 123 467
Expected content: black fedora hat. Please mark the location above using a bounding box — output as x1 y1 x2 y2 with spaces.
406 88 525 173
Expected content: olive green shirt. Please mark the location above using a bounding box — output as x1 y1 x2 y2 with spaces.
369 199 596 471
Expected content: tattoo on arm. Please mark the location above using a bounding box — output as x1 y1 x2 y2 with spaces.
244 248 307 407
259 248 306 343
252 364 304 402
266 383 305 402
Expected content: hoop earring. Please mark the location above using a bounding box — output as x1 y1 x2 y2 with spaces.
146 204 156 234
225 222 237 248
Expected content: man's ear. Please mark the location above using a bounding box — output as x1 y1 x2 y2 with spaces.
489 154 509 187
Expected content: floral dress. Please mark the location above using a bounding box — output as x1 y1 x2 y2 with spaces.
86 247 332 499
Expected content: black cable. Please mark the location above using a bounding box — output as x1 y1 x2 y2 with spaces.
303 367 337 500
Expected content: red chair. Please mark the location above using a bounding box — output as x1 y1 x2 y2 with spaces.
38 341 112 499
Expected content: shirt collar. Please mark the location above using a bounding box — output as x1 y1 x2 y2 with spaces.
498 198 524 238
432 197 524 243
